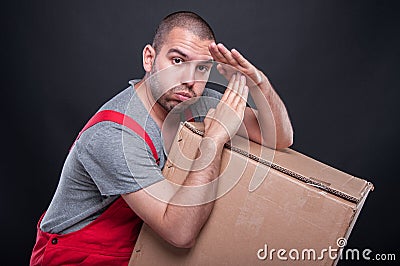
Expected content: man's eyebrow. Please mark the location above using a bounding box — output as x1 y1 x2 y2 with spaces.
167 48 214 63
167 48 189 59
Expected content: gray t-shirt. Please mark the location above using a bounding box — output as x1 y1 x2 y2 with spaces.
40 80 222 234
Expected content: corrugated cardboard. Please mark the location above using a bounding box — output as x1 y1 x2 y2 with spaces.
129 122 373 266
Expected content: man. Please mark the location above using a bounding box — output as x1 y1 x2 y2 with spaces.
31 11 293 265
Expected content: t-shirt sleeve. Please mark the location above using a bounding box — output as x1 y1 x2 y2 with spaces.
76 122 164 196
202 87 223 101
190 88 223 122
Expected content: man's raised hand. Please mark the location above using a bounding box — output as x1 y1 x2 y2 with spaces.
209 42 262 89
204 73 249 144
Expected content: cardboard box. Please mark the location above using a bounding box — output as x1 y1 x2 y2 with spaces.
129 122 373 265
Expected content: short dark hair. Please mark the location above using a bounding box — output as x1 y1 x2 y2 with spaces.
152 11 216 54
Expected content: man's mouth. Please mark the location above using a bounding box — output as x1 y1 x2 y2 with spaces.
174 91 193 102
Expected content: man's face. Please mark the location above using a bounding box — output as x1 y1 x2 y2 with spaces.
148 27 214 112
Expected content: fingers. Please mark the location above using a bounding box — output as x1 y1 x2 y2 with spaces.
210 42 260 87
220 73 236 102
216 43 237 66
231 48 250 68
209 42 235 66
205 73 249 143
209 42 248 69
209 42 225 64
221 73 248 109
216 63 227 76
232 75 248 108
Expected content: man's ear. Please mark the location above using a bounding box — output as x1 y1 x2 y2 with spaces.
143 44 156 72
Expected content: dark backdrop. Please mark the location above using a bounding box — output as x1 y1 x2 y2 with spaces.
2 0 399 265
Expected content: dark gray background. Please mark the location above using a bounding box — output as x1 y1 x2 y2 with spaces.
2 0 399 265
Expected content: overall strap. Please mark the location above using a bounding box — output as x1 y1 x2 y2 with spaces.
71 110 160 164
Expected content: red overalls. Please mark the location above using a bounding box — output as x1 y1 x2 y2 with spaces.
30 110 160 266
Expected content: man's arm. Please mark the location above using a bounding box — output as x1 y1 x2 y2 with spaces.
122 137 223 248
123 74 248 248
209 42 293 149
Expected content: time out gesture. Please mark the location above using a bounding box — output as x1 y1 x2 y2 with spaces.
209 42 293 149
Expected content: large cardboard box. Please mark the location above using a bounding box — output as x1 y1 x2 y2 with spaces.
129 122 373 265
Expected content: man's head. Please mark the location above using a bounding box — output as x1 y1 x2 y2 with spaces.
142 11 216 112
152 11 215 55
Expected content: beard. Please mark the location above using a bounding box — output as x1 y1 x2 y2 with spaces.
148 63 198 113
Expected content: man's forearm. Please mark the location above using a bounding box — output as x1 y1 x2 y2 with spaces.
162 137 224 247
250 71 293 149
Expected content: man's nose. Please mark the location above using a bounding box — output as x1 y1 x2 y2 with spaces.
181 64 196 88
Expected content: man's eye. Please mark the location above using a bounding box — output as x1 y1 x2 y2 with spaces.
173 58 183 64
197 65 209 72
